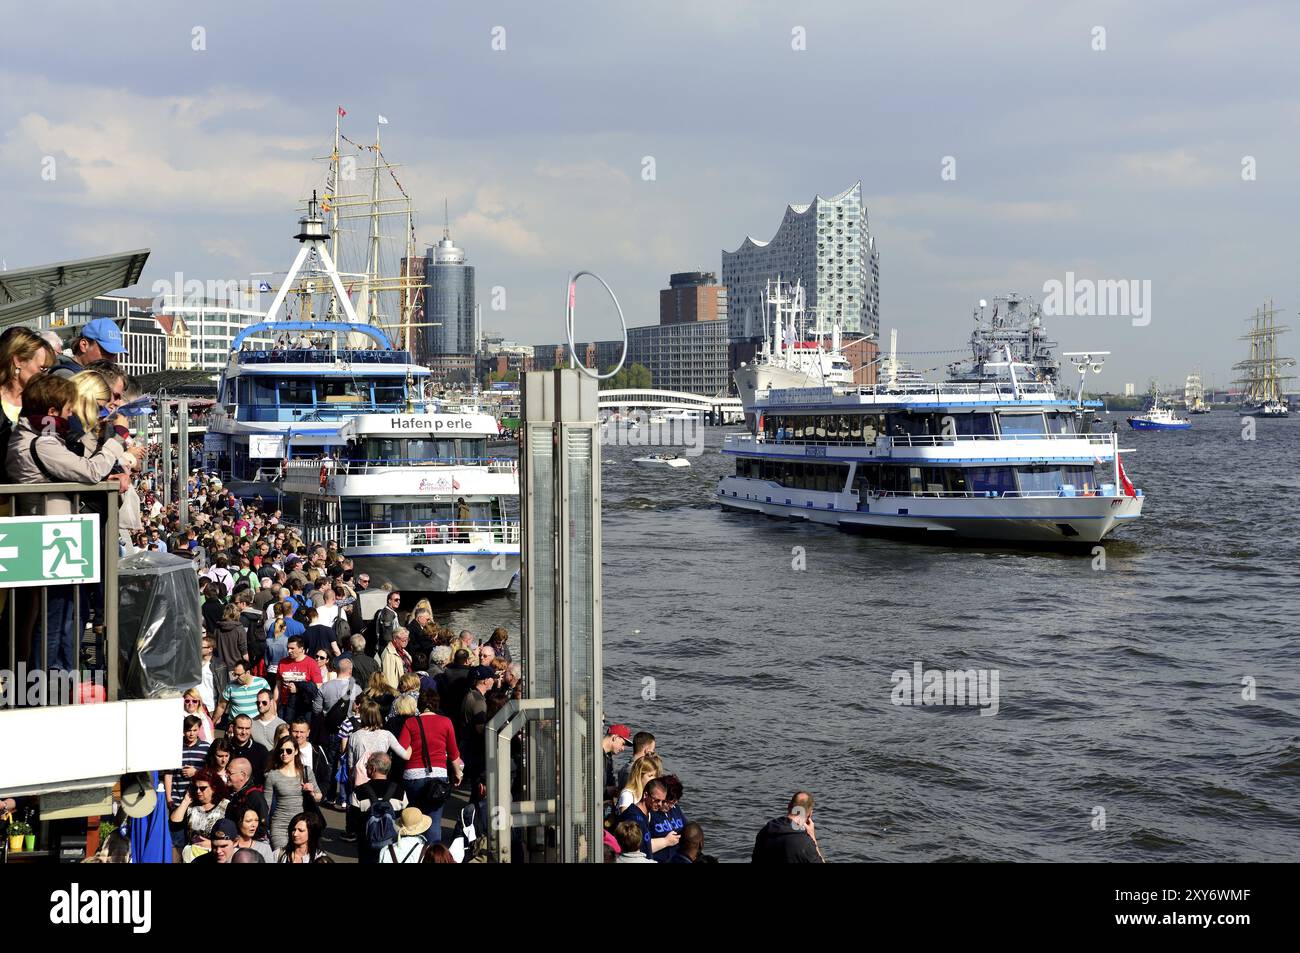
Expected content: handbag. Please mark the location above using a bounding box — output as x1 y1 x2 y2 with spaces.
448 806 478 864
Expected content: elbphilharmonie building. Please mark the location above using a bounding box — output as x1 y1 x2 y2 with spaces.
721 181 879 345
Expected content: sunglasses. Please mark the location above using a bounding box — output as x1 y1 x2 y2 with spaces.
184 699 199 705
315 654 328 661
280 747 295 755
193 785 210 793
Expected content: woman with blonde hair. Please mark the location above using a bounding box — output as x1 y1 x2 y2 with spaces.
183 688 216 743
616 754 664 813
0 326 55 424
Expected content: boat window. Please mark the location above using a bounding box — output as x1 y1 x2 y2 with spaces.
967 467 1016 495
373 382 404 407
241 378 278 407
998 413 1046 436
458 438 487 459
953 413 995 436
279 379 315 407
1045 413 1077 435
318 378 369 403
1016 466 1062 494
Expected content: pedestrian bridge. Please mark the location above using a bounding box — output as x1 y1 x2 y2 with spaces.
597 388 744 423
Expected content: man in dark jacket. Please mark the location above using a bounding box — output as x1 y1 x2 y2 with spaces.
752 791 824 863
224 758 268 829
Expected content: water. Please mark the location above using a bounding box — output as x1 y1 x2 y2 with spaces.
588 415 1300 862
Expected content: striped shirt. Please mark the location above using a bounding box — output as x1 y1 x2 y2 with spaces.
221 676 270 719
173 741 210 804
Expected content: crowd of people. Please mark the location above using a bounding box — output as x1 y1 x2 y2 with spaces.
0 318 826 863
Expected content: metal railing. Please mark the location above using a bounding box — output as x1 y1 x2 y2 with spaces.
338 520 521 548
868 487 1121 500
237 348 413 365
286 458 517 476
728 432 1115 449
0 482 119 706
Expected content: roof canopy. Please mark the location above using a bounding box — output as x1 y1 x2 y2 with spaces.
0 249 150 329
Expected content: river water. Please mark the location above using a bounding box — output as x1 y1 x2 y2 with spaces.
448 413 1300 862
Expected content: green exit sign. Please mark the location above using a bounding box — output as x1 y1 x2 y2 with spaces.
0 515 101 589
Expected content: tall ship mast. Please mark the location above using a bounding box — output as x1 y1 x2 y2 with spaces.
1233 301 1294 418
1183 368 1210 413
314 113 425 350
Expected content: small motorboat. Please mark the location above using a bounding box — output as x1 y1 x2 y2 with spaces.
632 453 691 469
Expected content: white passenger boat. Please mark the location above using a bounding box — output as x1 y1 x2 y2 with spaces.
718 345 1144 545
283 413 519 594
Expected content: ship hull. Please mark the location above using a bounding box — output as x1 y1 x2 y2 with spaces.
1127 418 1191 431
349 550 520 594
717 477 1142 545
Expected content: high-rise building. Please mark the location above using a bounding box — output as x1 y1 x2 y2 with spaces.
660 272 728 325
421 226 476 368
722 181 879 352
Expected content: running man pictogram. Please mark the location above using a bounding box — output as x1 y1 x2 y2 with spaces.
43 526 89 579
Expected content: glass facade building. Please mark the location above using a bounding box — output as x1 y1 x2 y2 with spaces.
421 234 476 365
722 181 880 343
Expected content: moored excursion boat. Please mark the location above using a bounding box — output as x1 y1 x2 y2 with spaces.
283 413 519 594
718 345 1144 545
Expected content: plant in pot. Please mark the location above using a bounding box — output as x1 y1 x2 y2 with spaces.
7 820 30 852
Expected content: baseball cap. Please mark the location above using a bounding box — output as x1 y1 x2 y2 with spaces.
81 317 126 354
473 665 495 682
606 723 632 744
210 819 238 841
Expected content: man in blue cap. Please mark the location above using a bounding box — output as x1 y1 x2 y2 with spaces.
53 317 126 378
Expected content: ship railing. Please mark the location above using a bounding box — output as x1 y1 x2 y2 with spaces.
870 486 1124 500
340 520 521 548
849 380 1060 398
285 458 517 475
236 348 412 365
728 432 1115 448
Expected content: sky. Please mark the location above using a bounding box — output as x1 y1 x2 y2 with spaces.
1 0 1297 391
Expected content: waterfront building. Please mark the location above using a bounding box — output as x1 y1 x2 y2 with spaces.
156 296 271 373
421 227 476 368
660 271 728 325
722 181 880 361
627 318 729 395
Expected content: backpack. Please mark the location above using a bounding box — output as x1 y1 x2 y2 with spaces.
366 788 399 849
322 682 354 738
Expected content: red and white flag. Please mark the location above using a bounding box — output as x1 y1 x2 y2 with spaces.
1116 451 1136 497
338 105 347 117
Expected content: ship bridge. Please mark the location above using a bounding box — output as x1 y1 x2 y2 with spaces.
597 388 743 423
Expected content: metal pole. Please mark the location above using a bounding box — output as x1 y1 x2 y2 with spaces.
160 401 172 510
177 399 189 532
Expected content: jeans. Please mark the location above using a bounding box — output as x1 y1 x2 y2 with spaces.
404 776 448 845
44 586 78 673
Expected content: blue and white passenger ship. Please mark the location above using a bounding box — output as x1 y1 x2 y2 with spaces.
206 196 519 592
718 350 1144 545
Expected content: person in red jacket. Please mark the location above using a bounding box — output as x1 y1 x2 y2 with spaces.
396 689 464 842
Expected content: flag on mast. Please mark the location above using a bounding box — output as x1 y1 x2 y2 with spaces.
1116 451 1136 497
377 115 389 124
337 106 346 117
